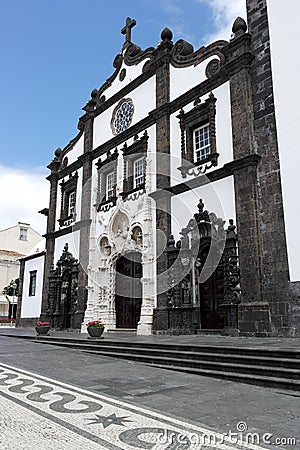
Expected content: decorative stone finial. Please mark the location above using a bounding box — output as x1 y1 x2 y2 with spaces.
198 198 205 213
161 27 173 42
232 17 247 37
54 147 62 157
226 219 237 239
167 234 175 248
91 89 98 98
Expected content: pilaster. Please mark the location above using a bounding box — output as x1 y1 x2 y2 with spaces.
40 160 59 320
153 34 173 326
76 116 94 329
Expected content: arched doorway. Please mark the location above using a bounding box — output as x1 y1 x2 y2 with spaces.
115 252 142 329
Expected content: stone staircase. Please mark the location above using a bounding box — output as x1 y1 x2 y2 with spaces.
27 335 300 391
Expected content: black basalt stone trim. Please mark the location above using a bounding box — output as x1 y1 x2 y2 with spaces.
120 184 145 200
19 251 46 263
16 317 38 328
149 154 261 199
43 219 92 239
97 197 117 212
83 69 156 120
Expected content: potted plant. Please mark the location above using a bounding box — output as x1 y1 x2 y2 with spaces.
35 321 50 335
86 318 105 338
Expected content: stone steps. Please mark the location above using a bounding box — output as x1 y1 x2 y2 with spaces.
29 336 300 391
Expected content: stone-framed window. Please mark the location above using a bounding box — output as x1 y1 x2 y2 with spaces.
68 191 76 216
133 158 145 188
106 171 115 200
193 123 211 162
121 132 148 200
177 93 218 177
96 149 118 211
19 227 28 241
29 270 37 297
58 172 78 227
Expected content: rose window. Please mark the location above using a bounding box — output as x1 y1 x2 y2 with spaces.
111 99 134 134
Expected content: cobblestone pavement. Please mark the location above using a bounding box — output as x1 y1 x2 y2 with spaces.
0 335 299 449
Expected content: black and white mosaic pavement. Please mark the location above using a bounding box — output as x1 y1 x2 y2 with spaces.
0 363 268 449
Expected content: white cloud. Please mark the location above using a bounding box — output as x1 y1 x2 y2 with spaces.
0 165 48 235
197 0 246 42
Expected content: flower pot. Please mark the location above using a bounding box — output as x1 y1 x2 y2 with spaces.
87 326 104 338
35 325 50 335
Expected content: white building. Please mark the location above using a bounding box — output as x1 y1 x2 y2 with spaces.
0 223 42 319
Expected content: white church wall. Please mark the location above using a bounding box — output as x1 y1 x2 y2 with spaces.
20 255 44 318
170 82 233 186
54 230 80 263
93 76 155 150
101 60 147 101
170 55 219 101
63 134 84 165
171 176 236 242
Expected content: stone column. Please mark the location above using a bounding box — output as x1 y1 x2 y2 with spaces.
152 31 173 331
75 116 94 329
226 20 272 335
40 158 59 320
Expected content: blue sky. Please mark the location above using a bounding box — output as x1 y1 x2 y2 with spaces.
0 0 220 168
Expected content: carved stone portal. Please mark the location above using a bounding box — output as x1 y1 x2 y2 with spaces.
153 199 240 334
47 244 80 329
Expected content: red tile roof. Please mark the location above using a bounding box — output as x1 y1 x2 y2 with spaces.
0 249 26 257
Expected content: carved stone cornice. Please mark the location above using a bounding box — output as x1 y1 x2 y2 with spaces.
123 43 155 66
43 219 92 239
149 154 262 200
170 39 227 68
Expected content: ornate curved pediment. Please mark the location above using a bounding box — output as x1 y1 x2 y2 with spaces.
123 43 156 67
170 39 228 69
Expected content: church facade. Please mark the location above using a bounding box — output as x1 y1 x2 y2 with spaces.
17 0 300 336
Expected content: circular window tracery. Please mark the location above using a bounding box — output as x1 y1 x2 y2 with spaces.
111 98 134 135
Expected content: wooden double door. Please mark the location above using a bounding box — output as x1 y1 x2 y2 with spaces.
115 252 142 329
198 245 225 330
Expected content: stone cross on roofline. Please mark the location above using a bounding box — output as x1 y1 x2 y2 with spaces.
121 17 136 45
